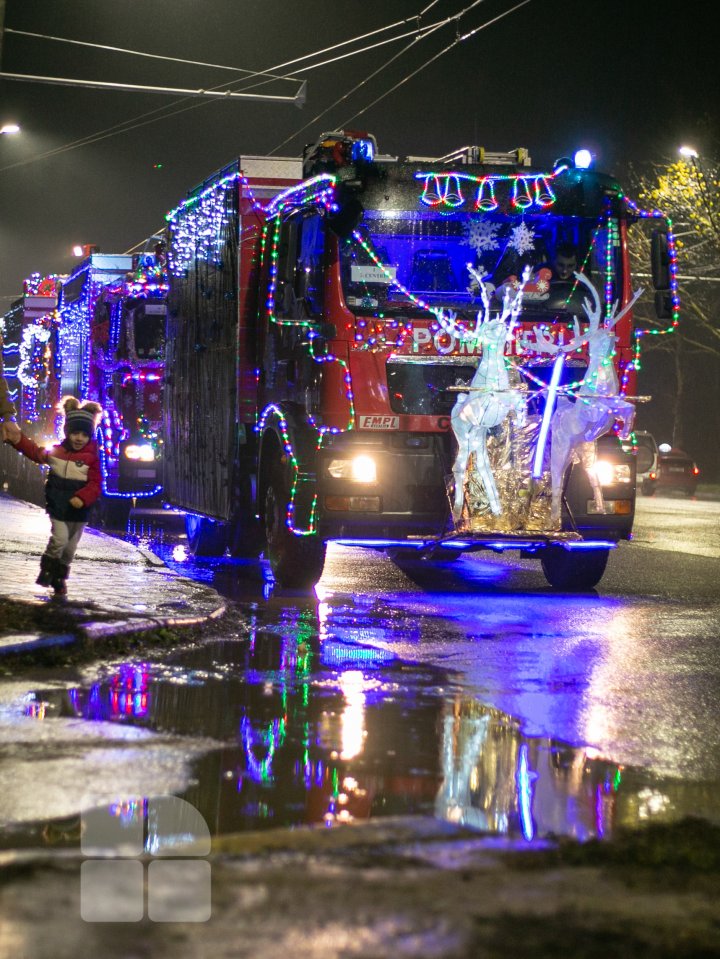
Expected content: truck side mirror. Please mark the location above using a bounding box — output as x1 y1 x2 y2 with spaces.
651 230 671 290
654 290 673 320
326 191 364 240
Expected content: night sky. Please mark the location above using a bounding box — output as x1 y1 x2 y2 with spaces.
0 0 714 304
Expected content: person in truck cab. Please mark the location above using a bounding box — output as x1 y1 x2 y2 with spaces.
2 396 103 596
549 243 579 283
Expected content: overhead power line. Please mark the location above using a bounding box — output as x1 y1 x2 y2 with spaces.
0 69 306 103
340 0 533 128
0 9 435 173
3 28 298 86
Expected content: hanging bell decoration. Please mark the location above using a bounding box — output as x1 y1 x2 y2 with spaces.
419 175 444 207
442 175 465 208
512 177 533 210
534 176 556 207
475 178 498 212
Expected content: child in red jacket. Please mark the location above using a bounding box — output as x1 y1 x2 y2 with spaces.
3 396 103 596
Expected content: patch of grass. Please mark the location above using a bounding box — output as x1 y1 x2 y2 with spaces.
472 910 720 959
0 596 199 670
511 817 720 873
0 597 79 634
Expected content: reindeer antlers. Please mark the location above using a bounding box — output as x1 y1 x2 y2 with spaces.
575 271 644 332
532 273 644 356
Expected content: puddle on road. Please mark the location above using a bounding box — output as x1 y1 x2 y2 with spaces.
8 615 708 854
5 514 712 853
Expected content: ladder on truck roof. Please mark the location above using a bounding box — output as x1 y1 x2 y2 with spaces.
404 146 531 166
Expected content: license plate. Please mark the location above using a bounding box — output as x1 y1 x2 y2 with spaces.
668 466 686 473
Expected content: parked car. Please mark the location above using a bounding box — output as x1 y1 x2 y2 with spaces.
628 431 659 495
622 432 699 497
653 443 700 496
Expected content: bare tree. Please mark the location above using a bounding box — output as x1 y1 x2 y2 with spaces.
626 153 720 458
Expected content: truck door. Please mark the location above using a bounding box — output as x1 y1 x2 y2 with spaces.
264 210 324 411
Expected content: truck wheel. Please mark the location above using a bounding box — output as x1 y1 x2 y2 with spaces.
228 519 264 559
540 546 609 590
185 514 228 558
264 471 326 588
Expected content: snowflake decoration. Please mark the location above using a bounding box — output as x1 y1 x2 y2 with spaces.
462 219 500 253
508 222 536 256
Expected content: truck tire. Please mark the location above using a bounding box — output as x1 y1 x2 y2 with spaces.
540 546 609 590
264 467 326 589
228 519 265 559
185 514 228 558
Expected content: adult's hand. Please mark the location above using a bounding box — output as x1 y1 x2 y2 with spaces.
1 421 21 444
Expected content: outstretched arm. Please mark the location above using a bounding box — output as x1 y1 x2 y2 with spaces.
9 431 49 465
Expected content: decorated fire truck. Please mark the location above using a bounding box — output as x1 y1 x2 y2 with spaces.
163 132 677 589
0 273 63 500
87 247 167 514
1 252 167 522
48 249 166 525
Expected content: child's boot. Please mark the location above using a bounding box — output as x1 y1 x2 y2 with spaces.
36 552 55 587
51 561 70 597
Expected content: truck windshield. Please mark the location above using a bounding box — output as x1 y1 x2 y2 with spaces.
340 208 622 321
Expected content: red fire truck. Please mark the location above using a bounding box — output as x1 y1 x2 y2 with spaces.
0 273 63 502
88 248 167 513
1 253 167 523
163 133 675 589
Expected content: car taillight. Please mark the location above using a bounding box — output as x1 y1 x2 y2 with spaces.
693 466 699 475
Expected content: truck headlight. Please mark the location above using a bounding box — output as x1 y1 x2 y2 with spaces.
592 460 631 486
124 443 155 462
327 454 377 483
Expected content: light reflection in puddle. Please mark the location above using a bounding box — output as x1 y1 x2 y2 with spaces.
17 622 687 851
12 521 708 851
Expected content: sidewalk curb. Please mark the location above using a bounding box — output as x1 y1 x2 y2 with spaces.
0 496 227 656
82 602 227 640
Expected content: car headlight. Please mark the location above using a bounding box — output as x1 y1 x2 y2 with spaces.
327 454 377 483
124 444 155 462
591 460 631 486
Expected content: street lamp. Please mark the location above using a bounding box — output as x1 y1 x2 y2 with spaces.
0 123 21 135
678 145 719 238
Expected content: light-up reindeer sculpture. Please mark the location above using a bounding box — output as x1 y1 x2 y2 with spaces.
533 272 642 524
449 266 530 519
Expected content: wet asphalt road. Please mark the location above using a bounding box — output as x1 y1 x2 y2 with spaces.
3 493 720 849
